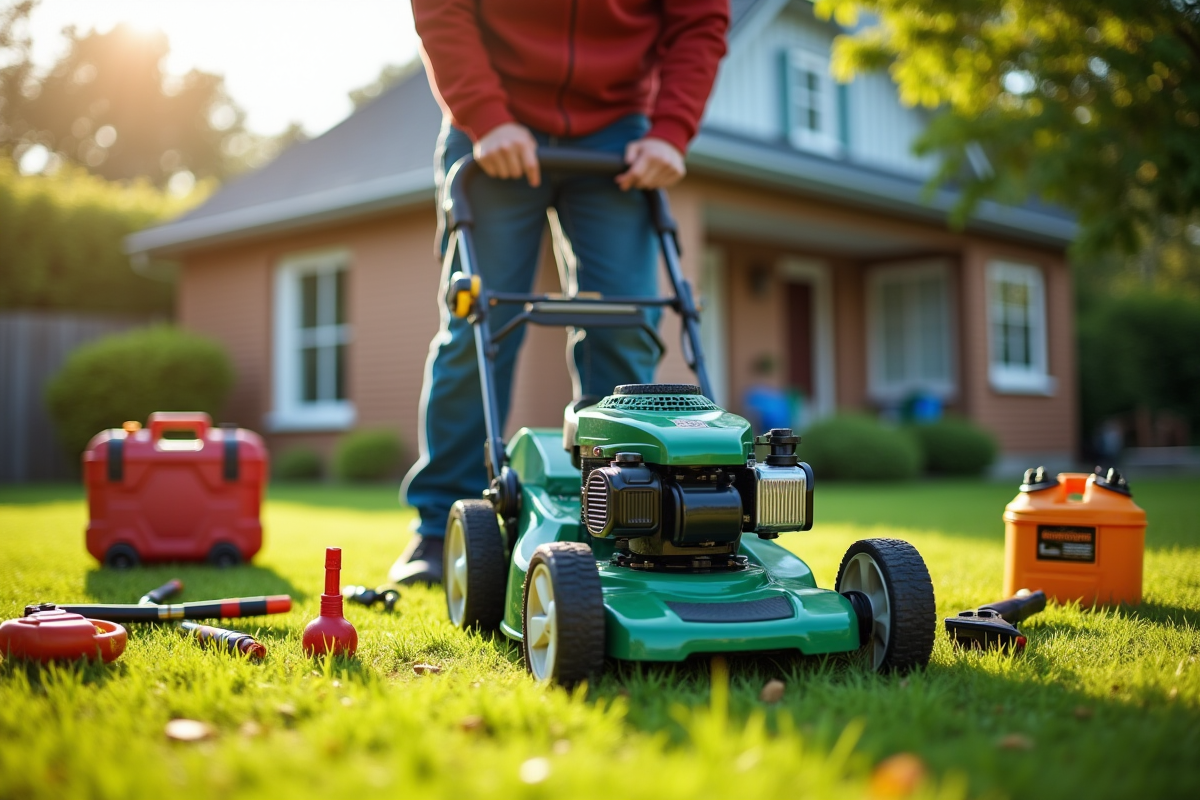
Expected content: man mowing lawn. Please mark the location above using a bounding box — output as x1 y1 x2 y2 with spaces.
394 0 730 585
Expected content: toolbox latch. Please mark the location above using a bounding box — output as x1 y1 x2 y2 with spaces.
221 423 239 482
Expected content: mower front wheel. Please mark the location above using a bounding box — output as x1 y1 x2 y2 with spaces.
522 542 605 685
836 538 936 673
444 500 507 630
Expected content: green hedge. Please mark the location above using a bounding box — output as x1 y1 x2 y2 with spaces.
46 325 234 457
1079 291 1200 445
334 429 403 482
908 418 997 476
273 447 324 481
0 160 193 315
799 414 923 481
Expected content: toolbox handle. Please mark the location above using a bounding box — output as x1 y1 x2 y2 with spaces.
148 412 212 442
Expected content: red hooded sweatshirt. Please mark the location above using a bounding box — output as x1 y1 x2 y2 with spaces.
412 0 729 153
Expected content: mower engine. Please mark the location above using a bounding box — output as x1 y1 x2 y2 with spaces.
568 384 813 570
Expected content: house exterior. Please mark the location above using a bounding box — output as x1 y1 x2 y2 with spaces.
126 0 1079 477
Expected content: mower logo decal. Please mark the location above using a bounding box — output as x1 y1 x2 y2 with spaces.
670 419 709 429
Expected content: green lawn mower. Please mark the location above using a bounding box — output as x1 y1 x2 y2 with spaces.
440 148 936 684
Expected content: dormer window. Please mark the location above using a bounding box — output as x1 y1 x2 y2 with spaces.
784 48 840 157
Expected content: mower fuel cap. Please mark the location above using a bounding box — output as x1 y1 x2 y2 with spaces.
1 605 127 663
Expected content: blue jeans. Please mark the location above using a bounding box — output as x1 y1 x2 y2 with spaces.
401 115 662 537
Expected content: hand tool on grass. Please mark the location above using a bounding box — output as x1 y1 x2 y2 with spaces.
180 620 267 659
944 589 1047 653
342 583 401 612
1 606 127 663
139 578 184 605
303 547 357 657
32 595 292 623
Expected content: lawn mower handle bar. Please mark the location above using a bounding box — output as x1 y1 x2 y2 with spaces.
441 147 712 481
443 148 677 235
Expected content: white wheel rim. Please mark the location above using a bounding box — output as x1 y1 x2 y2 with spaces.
840 552 892 671
445 518 468 626
525 562 557 682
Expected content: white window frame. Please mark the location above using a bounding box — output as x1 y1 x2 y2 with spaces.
268 247 355 432
866 260 957 404
986 260 1055 395
784 48 841 157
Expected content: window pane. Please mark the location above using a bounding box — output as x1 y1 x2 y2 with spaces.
300 274 319 329
334 269 346 325
334 343 347 400
881 283 906 382
806 71 818 93
807 108 819 131
916 277 947 380
301 345 319 402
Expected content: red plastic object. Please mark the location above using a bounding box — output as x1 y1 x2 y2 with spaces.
83 412 268 567
302 548 358 657
0 607 127 663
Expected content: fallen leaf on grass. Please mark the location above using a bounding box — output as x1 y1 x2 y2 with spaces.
239 721 263 738
459 715 485 733
413 663 442 675
552 739 571 755
759 679 786 703
165 719 215 742
1073 706 1093 720
998 733 1034 750
276 703 297 719
869 752 925 797
1168 687 1179 701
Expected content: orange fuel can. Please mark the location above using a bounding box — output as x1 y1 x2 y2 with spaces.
1003 468 1146 606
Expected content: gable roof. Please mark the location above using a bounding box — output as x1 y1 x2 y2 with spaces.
126 1 1074 259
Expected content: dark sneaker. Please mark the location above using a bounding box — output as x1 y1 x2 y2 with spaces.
388 534 444 585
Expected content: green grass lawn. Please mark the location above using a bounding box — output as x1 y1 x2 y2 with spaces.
1 478 1197 800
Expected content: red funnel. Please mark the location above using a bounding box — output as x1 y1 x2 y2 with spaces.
302 547 357 657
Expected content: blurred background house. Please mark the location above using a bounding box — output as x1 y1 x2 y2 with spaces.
5 0 1199 482
124 0 1077 477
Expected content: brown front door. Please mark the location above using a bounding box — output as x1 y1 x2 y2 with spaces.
787 281 814 400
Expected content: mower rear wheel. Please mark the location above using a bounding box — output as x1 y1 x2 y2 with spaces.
836 538 935 673
522 542 605 685
444 500 507 630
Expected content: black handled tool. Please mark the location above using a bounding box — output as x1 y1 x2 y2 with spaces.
945 589 1047 653
139 578 183 605
342 583 401 612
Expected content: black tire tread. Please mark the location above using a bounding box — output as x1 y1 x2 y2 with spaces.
522 541 605 686
449 499 508 630
836 537 936 673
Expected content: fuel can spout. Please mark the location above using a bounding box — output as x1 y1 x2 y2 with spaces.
302 547 358 657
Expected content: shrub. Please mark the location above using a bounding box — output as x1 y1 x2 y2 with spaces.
273 447 324 481
1078 291 1200 446
0 160 201 315
334 429 403 482
798 414 923 481
46 325 234 457
908 418 997 476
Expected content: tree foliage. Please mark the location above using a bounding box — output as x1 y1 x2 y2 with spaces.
1 3 304 184
818 0 1200 257
0 157 194 314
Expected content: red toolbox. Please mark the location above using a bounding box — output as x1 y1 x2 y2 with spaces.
84 412 268 568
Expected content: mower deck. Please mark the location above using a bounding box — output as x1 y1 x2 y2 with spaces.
497 428 861 661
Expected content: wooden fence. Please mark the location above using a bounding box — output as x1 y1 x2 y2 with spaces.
0 311 150 482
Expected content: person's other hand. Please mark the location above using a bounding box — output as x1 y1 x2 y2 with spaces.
616 138 685 191
474 123 541 187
